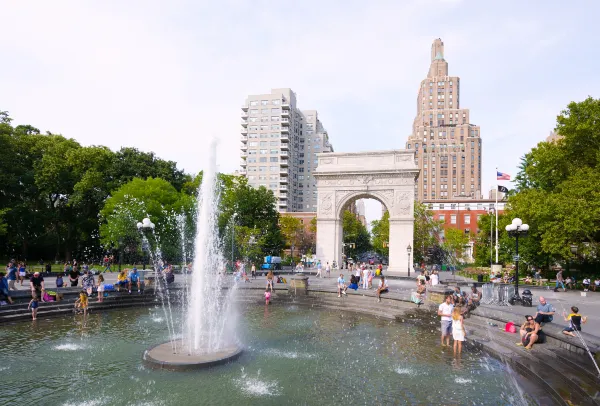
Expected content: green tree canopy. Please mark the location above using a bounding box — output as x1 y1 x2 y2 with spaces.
342 210 371 260
508 97 600 267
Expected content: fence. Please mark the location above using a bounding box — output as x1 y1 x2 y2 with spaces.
481 283 515 306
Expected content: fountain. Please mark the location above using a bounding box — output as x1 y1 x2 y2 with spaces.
143 140 242 370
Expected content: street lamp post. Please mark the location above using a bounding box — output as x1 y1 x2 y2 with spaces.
505 218 529 304
407 244 412 277
137 218 155 271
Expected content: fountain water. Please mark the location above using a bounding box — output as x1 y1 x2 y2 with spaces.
143 140 242 370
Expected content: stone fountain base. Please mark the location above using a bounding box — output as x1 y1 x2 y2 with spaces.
143 342 243 371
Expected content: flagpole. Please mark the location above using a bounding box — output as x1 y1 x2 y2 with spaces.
495 166 499 264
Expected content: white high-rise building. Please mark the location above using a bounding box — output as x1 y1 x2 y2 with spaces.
240 89 334 212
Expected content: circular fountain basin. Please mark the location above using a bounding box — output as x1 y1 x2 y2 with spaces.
143 342 243 371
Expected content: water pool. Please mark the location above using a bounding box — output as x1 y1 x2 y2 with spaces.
0 304 538 405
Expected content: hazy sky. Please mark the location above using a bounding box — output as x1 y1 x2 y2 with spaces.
2 1 598 224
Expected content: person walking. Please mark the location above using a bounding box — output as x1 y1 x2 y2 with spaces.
362 267 369 289
251 264 256 279
0 272 14 304
6 262 18 291
325 262 331 278
315 262 322 278
431 270 439 286
438 295 454 347
28 294 39 321
18 262 26 286
266 271 274 293
554 269 566 292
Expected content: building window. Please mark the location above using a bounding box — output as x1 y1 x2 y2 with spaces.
450 204 456 210
272 99 280 105
450 215 456 224
250 109 258 115
439 214 445 222
259 157 267 163
439 204 445 209
464 215 470 224
270 157 278 162
464 229 470 235
250 101 258 106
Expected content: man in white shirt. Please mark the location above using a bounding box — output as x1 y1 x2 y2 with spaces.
437 295 454 346
325 262 331 278
362 267 369 289
431 271 439 286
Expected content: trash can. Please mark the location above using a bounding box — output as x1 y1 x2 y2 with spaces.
521 289 533 307
477 274 484 283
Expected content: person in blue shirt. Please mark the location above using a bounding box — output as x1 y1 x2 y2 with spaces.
6 263 18 291
0 272 14 304
128 268 141 294
534 296 555 324
337 274 347 297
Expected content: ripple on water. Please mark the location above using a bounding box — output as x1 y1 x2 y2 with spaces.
54 343 87 351
234 369 280 397
61 398 109 406
455 377 473 384
262 348 315 359
395 367 414 375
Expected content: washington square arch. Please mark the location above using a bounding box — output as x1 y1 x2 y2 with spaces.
314 150 419 276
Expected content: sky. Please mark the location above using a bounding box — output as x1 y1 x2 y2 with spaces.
1 0 599 225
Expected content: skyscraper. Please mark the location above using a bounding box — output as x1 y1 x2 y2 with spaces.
240 88 334 212
406 39 482 201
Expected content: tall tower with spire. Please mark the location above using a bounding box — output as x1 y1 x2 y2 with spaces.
406 38 482 201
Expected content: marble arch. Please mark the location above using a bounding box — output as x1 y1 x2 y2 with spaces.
314 150 419 276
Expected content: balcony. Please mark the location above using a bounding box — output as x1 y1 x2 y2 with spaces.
281 127 289 134
281 102 290 110
241 119 248 128
241 111 248 118
280 143 289 151
279 194 288 200
240 127 248 134
241 135 248 142
282 110 290 118
279 177 288 184
281 117 290 126
240 151 247 158
240 144 248 151
239 169 247 175
280 133 289 142
240 160 247 167
280 159 289 167
241 105 248 111
279 150 288 157
279 169 288 176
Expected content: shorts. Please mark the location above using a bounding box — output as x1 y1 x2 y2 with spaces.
441 320 452 336
379 288 388 294
563 326 581 333
19 272 26 277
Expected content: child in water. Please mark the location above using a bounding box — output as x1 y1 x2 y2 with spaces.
28 294 39 320
452 306 466 355
75 291 89 315
264 289 271 305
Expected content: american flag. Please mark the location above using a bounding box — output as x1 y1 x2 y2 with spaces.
497 171 511 180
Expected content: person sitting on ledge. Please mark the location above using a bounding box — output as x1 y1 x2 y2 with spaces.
347 275 359 291
376 276 389 303
522 315 546 350
128 268 141 294
337 274 347 298
535 296 555 324
116 270 128 291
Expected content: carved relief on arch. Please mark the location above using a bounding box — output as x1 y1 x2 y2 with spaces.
394 191 412 216
319 192 334 216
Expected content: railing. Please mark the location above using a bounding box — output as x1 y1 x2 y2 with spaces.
481 283 515 306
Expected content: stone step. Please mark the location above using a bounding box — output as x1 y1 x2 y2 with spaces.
466 314 600 393
468 329 599 406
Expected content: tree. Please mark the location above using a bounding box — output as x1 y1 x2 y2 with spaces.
99 177 193 263
342 210 371 259
508 97 600 268
413 203 443 264
279 215 303 259
371 210 389 258
442 228 470 264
